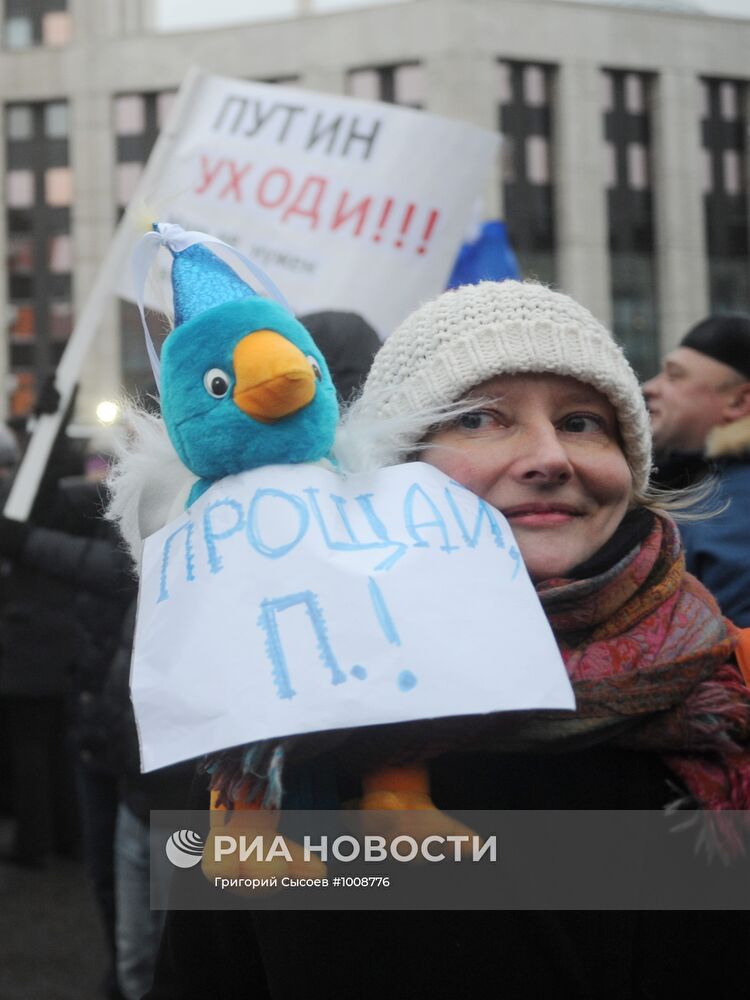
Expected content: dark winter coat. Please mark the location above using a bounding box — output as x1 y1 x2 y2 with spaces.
0 475 80 698
0 555 79 697
0 479 137 763
148 750 746 1000
679 415 750 627
93 598 195 815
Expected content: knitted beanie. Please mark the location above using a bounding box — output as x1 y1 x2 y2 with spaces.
357 281 653 493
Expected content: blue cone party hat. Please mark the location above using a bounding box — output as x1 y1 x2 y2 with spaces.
162 233 258 326
133 222 293 386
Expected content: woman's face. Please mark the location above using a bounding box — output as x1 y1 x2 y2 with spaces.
423 374 632 582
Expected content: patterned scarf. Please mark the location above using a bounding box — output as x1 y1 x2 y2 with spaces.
535 513 750 812
205 512 750 816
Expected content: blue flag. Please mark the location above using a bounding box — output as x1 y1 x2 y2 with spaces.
447 220 521 289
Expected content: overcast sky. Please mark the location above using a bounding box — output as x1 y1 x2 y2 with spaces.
153 0 750 32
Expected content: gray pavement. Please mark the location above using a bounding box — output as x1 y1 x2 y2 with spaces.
0 818 110 1000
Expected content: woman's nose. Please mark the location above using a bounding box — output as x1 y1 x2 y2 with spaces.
513 425 573 484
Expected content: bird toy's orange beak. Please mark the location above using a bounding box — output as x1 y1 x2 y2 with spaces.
232 329 316 423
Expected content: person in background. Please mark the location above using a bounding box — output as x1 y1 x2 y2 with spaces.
644 315 750 625
93 596 195 1000
299 310 381 403
0 437 135 1000
0 421 83 870
2 427 193 1000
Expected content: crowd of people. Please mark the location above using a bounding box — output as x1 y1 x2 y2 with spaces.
0 311 381 1000
1 281 749 999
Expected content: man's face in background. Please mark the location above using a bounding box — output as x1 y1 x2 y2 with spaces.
643 347 745 454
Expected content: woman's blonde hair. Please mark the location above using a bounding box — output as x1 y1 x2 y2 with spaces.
631 474 725 523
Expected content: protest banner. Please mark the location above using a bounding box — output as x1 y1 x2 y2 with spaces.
132 462 573 772
5 68 498 521
119 71 500 337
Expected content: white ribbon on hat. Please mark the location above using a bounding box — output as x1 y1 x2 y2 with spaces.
131 223 293 392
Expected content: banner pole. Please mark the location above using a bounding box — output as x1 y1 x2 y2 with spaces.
3 67 206 522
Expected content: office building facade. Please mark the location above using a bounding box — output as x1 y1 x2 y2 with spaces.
1 0 749 420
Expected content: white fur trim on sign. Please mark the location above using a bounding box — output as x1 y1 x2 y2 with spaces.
105 406 197 567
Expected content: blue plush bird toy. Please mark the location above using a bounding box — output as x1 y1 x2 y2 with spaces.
128 224 455 828
143 225 339 508
130 223 343 810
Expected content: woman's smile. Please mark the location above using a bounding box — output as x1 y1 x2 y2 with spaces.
502 502 584 526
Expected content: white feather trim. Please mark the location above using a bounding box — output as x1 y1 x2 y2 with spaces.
105 405 197 568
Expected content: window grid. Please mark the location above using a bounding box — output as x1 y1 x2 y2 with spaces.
347 63 424 110
700 77 749 314
602 69 659 379
3 0 69 49
498 59 556 285
5 99 71 415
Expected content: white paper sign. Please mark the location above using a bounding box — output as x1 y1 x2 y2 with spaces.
132 463 574 772
118 72 499 337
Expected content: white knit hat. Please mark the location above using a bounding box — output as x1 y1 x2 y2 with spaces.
356 281 652 493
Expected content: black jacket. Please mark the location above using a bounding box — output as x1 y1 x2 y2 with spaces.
0 479 137 764
146 748 748 1000
94 598 195 815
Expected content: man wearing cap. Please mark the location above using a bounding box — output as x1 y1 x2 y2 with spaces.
644 315 750 626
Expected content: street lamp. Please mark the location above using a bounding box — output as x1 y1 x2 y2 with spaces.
95 399 120 425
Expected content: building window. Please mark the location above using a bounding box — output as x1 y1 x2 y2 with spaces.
603 69 659 379
115 95 146 137
6 169 35 208
5 99 72 415
4 16 33 49
498 60 556 285
347 63 424 109
7 105 34 141
701 77 749 314
41 9 71 46
44 166 73 206
3 0 70 50
48 234 72 272
44 101 69 139
114 89 177 399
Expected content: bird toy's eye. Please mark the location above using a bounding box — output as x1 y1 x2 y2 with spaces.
203 368 231 399
306 355 322 382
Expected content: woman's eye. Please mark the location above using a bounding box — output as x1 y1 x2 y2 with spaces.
203 368 231 399
306 355 322 382
457 411 494 430
562 413 605 433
